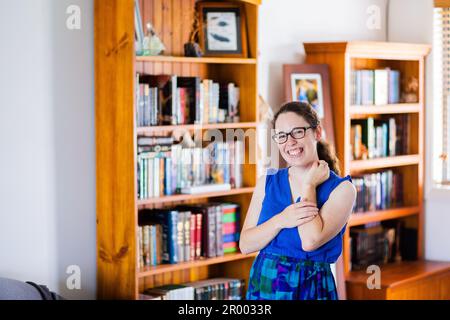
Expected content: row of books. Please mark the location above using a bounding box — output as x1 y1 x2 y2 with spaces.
350 115 408 160
138 203 240 267
137 140 244 199
350 221 401 271
140 278 245 300
352 170 403 213
136 74 240 127
351 68 401 105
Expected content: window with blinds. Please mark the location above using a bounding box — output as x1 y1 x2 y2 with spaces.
434 4 450 184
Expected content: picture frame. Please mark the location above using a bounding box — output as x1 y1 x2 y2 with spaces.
283 64 335 148
197 1 248 58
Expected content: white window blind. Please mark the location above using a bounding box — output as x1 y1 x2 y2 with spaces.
433 6 450 184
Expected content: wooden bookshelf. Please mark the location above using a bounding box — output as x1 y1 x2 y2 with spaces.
304 41 442 300
95 0 261 299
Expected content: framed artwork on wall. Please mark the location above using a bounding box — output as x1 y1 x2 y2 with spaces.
283 64 335 148
197 1 248 58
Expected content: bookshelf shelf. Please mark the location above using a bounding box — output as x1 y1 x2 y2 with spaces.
136 55 257 65
137 187 255 207
95 0 261 299
349 103 421 117
136 122 258 135
349 206 420 227
350 154 420 172
305 41 431 300
138 252 258 278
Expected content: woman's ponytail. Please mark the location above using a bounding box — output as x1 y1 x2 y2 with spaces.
317 140 340 175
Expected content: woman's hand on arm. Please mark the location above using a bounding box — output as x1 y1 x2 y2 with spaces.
295 160 330 249
239 174 319 254
300 181 356 252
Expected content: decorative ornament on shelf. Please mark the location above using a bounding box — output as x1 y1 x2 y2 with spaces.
142 22 165 56
184 10 203 57
401 76 419 103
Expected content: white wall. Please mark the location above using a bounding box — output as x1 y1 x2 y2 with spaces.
0 0 96 299
389 0 450 261
258 0 388 109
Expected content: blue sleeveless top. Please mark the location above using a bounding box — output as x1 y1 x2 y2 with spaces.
257 167 352 263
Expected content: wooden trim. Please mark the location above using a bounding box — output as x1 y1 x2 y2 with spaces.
95 0 137 300
349 104 421 116
435 0 450 7
136 56 257 64
137 187 255 207
304 41 431 58
349 206 420 227
350 154 420 172
346 260 450 288
136 122 258 135
138 252 258 277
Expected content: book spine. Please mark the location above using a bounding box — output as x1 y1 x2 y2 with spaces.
190 214 196 260
184 211 191 262
143 225 150 266
216 205 223 256
169 211 179 264
196 213 202 258
177 211 184 263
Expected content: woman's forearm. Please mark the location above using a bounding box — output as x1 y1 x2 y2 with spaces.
297 184 324 250
239 213 284 254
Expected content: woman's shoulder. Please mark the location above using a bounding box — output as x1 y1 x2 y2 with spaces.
258 167 289 193
321 170 352 191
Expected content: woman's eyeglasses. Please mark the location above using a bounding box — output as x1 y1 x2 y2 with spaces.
272 126 316 144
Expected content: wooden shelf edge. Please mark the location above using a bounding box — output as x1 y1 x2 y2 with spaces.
137 122 258 135
346 260 450 288
137 187 255 206
349 206 420 227
350 154 420 172
138 252 258 278
349 104 421 116
135 55 257 65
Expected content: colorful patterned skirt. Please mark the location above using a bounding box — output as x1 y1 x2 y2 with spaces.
246 251 338 300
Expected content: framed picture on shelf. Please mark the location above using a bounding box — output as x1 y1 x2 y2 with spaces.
197 1 248 58
283 64 335 148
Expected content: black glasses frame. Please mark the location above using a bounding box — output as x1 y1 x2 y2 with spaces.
272 126 316 144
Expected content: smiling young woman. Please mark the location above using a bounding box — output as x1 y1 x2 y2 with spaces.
239 101 356 300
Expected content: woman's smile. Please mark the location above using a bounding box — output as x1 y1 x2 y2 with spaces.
285 146 304 158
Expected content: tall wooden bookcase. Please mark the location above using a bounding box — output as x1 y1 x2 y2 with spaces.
95 0 261 299
304 42 450 300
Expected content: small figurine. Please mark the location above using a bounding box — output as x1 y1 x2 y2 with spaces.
184 10 203 57
401 76 419 103
142 22 165 56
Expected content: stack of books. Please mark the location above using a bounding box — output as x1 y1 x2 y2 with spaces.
352 170 403 213
137 140 244 199
135 74 240 126
350 115 408 160
141 278 245 300
138 203 241 267
351 68 401 105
